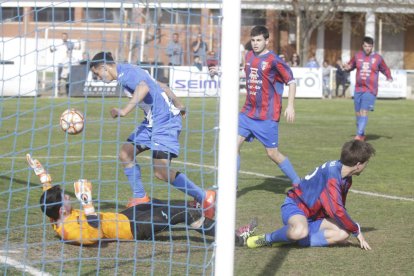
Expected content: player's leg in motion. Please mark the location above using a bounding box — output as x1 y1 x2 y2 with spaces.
119 143 150 207
152 153 216 219
354 92 373 141
237 113 299 184
266 147 300 185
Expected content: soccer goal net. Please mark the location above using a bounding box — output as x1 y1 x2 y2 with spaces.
0 1 240 275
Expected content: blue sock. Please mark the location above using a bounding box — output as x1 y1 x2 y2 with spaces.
124 165 146 198
172 173 205 203
357 116 368 136
278 158 300 184
310 230 329 247
266 225 290 243
356 115 360 130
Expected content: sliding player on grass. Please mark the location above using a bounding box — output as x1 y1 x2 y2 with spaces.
247 140 375 250
89 52 215 219
27 154 257 246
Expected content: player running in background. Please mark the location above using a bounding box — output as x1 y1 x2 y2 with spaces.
238 25 300 185
89 52 215 219
344 36 393 141
27 154 257 246
247 140 375 250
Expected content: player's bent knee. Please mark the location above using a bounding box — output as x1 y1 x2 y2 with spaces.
289 224 309 240
153 167 168 181
336 229 350 242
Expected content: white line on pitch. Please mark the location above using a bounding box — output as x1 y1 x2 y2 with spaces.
0 255 51 276
9 155 414 202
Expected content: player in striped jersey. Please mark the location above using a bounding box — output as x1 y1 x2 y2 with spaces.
246 140 375 250
28 154 257 246
344 36 393 141
238 25 299 185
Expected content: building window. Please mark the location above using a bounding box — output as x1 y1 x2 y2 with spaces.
141 8 201 25
34 7 74 22
83 8 124 23
241 10 266 26
0 7 23 22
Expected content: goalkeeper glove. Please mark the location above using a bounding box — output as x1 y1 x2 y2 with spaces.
26 154 52 191
74 179 96 215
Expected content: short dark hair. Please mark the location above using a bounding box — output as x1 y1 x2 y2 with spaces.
250 25 269 39
363 36 374 45
39 185 63 221
90 52 115 69
340 140 376 167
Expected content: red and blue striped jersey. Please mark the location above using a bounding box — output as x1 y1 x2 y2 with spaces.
347 51 392 96
287 160 360 235
242 50 295 121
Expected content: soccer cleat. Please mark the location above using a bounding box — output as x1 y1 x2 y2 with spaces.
126 194 151 208
235 217 258 246
202 190 216 220
247 234 273 248
354 135 366 141
247 234 288 248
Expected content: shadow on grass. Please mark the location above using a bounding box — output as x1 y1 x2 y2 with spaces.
1 175 40 188
259 245 290 275
349 133 393 141
237 176 292 198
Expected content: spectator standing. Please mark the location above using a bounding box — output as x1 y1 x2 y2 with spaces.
322 60 333 99
50 33 76 95
166 33 183 66
192 33 208 65
335 58 348 98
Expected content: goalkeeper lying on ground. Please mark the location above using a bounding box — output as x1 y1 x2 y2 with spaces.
27 154 257 246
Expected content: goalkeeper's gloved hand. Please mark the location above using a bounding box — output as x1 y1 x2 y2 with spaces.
74 179 96 215
26 154 52 191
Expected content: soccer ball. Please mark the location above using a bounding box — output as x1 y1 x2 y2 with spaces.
60 108 84 135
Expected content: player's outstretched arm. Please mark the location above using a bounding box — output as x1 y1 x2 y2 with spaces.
26 154 52 191
74 179 96 216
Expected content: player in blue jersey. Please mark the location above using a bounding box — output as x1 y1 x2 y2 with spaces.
239 25 299 185
344 36 393 141
90 52 215 219
247 140 375 250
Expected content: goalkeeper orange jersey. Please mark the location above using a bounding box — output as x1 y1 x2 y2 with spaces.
52 209 134 245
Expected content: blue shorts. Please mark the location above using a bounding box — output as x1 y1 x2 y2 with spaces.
127 115 182 157
354 92 376 112
281 197 323 234
238 113 279 148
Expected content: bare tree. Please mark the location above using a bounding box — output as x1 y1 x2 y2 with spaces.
129 4 164 63
291 0 344 64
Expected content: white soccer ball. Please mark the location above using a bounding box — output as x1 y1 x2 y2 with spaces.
60 108 84 135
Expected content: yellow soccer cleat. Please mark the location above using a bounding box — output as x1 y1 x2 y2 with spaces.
247 234 288 248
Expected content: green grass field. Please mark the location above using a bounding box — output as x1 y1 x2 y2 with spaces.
0 97 413 275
